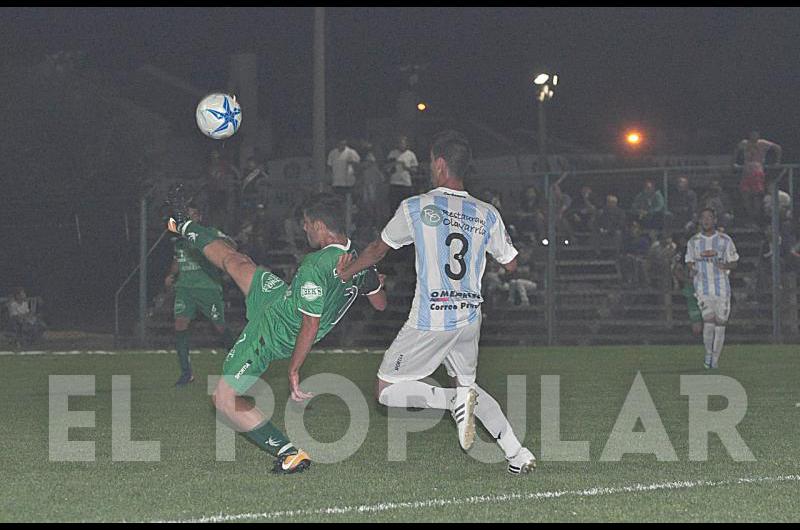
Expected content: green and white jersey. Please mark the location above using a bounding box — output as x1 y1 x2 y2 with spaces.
261 240 381 359
173 230 227 291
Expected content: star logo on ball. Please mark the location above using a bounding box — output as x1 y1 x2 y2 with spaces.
206 96 241 135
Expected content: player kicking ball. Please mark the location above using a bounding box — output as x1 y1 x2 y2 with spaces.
685 208 739 369
167 191 387 474
337 130 536 475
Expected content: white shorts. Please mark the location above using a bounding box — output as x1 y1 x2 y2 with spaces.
377 317 481 386
696 294 731 323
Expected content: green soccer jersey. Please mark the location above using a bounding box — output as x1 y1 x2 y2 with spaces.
174 234 225 291
259 241 379 359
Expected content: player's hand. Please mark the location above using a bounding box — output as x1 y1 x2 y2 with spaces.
336 253 355 282
288 370 314 402
167 217 180 234
164 275 175 288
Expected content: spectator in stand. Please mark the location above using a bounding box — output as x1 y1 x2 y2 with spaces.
700 179 734 230
549 173 574 245
631 179 666 230
669 176 698 233
595 194 626 255
385 136 419 212
6 287 46 346
515 185 547 243
327 138 361 198
206 150 239 231
734 130 782 226
568 185 599 237
506 248 538 307
357 141 388 227
646 233 677 290
620 220 651 286
762 181 792 224
482 261 510 307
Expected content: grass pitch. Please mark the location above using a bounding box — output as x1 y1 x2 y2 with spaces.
1 345 799 522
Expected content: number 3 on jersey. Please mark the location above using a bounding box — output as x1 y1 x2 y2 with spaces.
445 233 469 281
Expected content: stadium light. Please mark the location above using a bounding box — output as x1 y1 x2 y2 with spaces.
417 102 427 112
534 73 550 86
625 130 644 147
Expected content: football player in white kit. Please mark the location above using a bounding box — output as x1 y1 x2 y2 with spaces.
337 130 536 475
685 208 739 369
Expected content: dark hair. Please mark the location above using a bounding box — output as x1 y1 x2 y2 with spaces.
431 129 472 180
699 207 717 218
303 194 347 235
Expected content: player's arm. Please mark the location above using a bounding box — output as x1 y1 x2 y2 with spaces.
288 313 320 402
164 259 179 288
337 238 392 281
366 276 388 311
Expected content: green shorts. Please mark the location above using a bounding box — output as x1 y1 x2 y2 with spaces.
174 286 225 325
222 268 288 394
683 286 703 324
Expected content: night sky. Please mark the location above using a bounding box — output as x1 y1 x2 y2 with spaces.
4 6 800 156
2 7 799 330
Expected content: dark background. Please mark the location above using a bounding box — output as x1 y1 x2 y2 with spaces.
1 7 798 331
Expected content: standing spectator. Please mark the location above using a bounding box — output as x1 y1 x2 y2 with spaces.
595 194 626 255
734 130 782 226
514 185 547 243
386 136 419 212
669 176 698 233
762 181 792 224
620 220 652 286
358 141 388 226
700 179 735 230
631 179 666 230
327 139 361 198
6 287 46 346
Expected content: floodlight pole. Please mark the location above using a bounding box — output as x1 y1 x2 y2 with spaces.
539 97 556 346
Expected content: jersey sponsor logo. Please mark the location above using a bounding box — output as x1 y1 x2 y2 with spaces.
174 299 187 313
234 361 252 380
187 232 198 242
261 272 284 293
421 205 444 226
421 204 487 235
211 303 220 320
300 282 323 302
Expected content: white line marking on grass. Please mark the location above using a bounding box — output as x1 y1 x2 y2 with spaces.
0 349 382 356
150 475 800 523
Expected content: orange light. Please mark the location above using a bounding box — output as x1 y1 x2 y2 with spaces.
626 131 643 146
417 102 427 112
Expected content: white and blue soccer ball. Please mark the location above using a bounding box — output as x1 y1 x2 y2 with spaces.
195 93 242 139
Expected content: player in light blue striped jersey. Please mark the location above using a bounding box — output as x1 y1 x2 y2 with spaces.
685 208 739 369
337 130 536 475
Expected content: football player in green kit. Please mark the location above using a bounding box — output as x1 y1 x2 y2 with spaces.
167 192 387 474
165 204 236 387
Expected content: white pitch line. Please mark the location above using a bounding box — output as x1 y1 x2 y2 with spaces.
150 474 800 523
0 348 382 356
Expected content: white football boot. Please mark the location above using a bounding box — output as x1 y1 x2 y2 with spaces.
507 447 537 475
451 386 478 450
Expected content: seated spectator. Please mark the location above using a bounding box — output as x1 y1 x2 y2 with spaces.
6 287 46 346
700 179 734 230
669 176 698 233
595 194 627 254
631 179 666 230
505 248 538 307
568 185 599 237
482 261 510 307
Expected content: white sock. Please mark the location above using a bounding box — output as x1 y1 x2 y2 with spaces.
703 323 715 356
377 380 452 410
377 382 523 458
473 385 523 459
712 326 726 364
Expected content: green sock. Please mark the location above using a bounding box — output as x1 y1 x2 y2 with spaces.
244 420 295 457
180 221 223 251
176 330 191 374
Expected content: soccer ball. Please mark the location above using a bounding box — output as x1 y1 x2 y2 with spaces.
195 93 242 139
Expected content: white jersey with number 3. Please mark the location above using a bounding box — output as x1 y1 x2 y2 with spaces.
381 187 518 331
